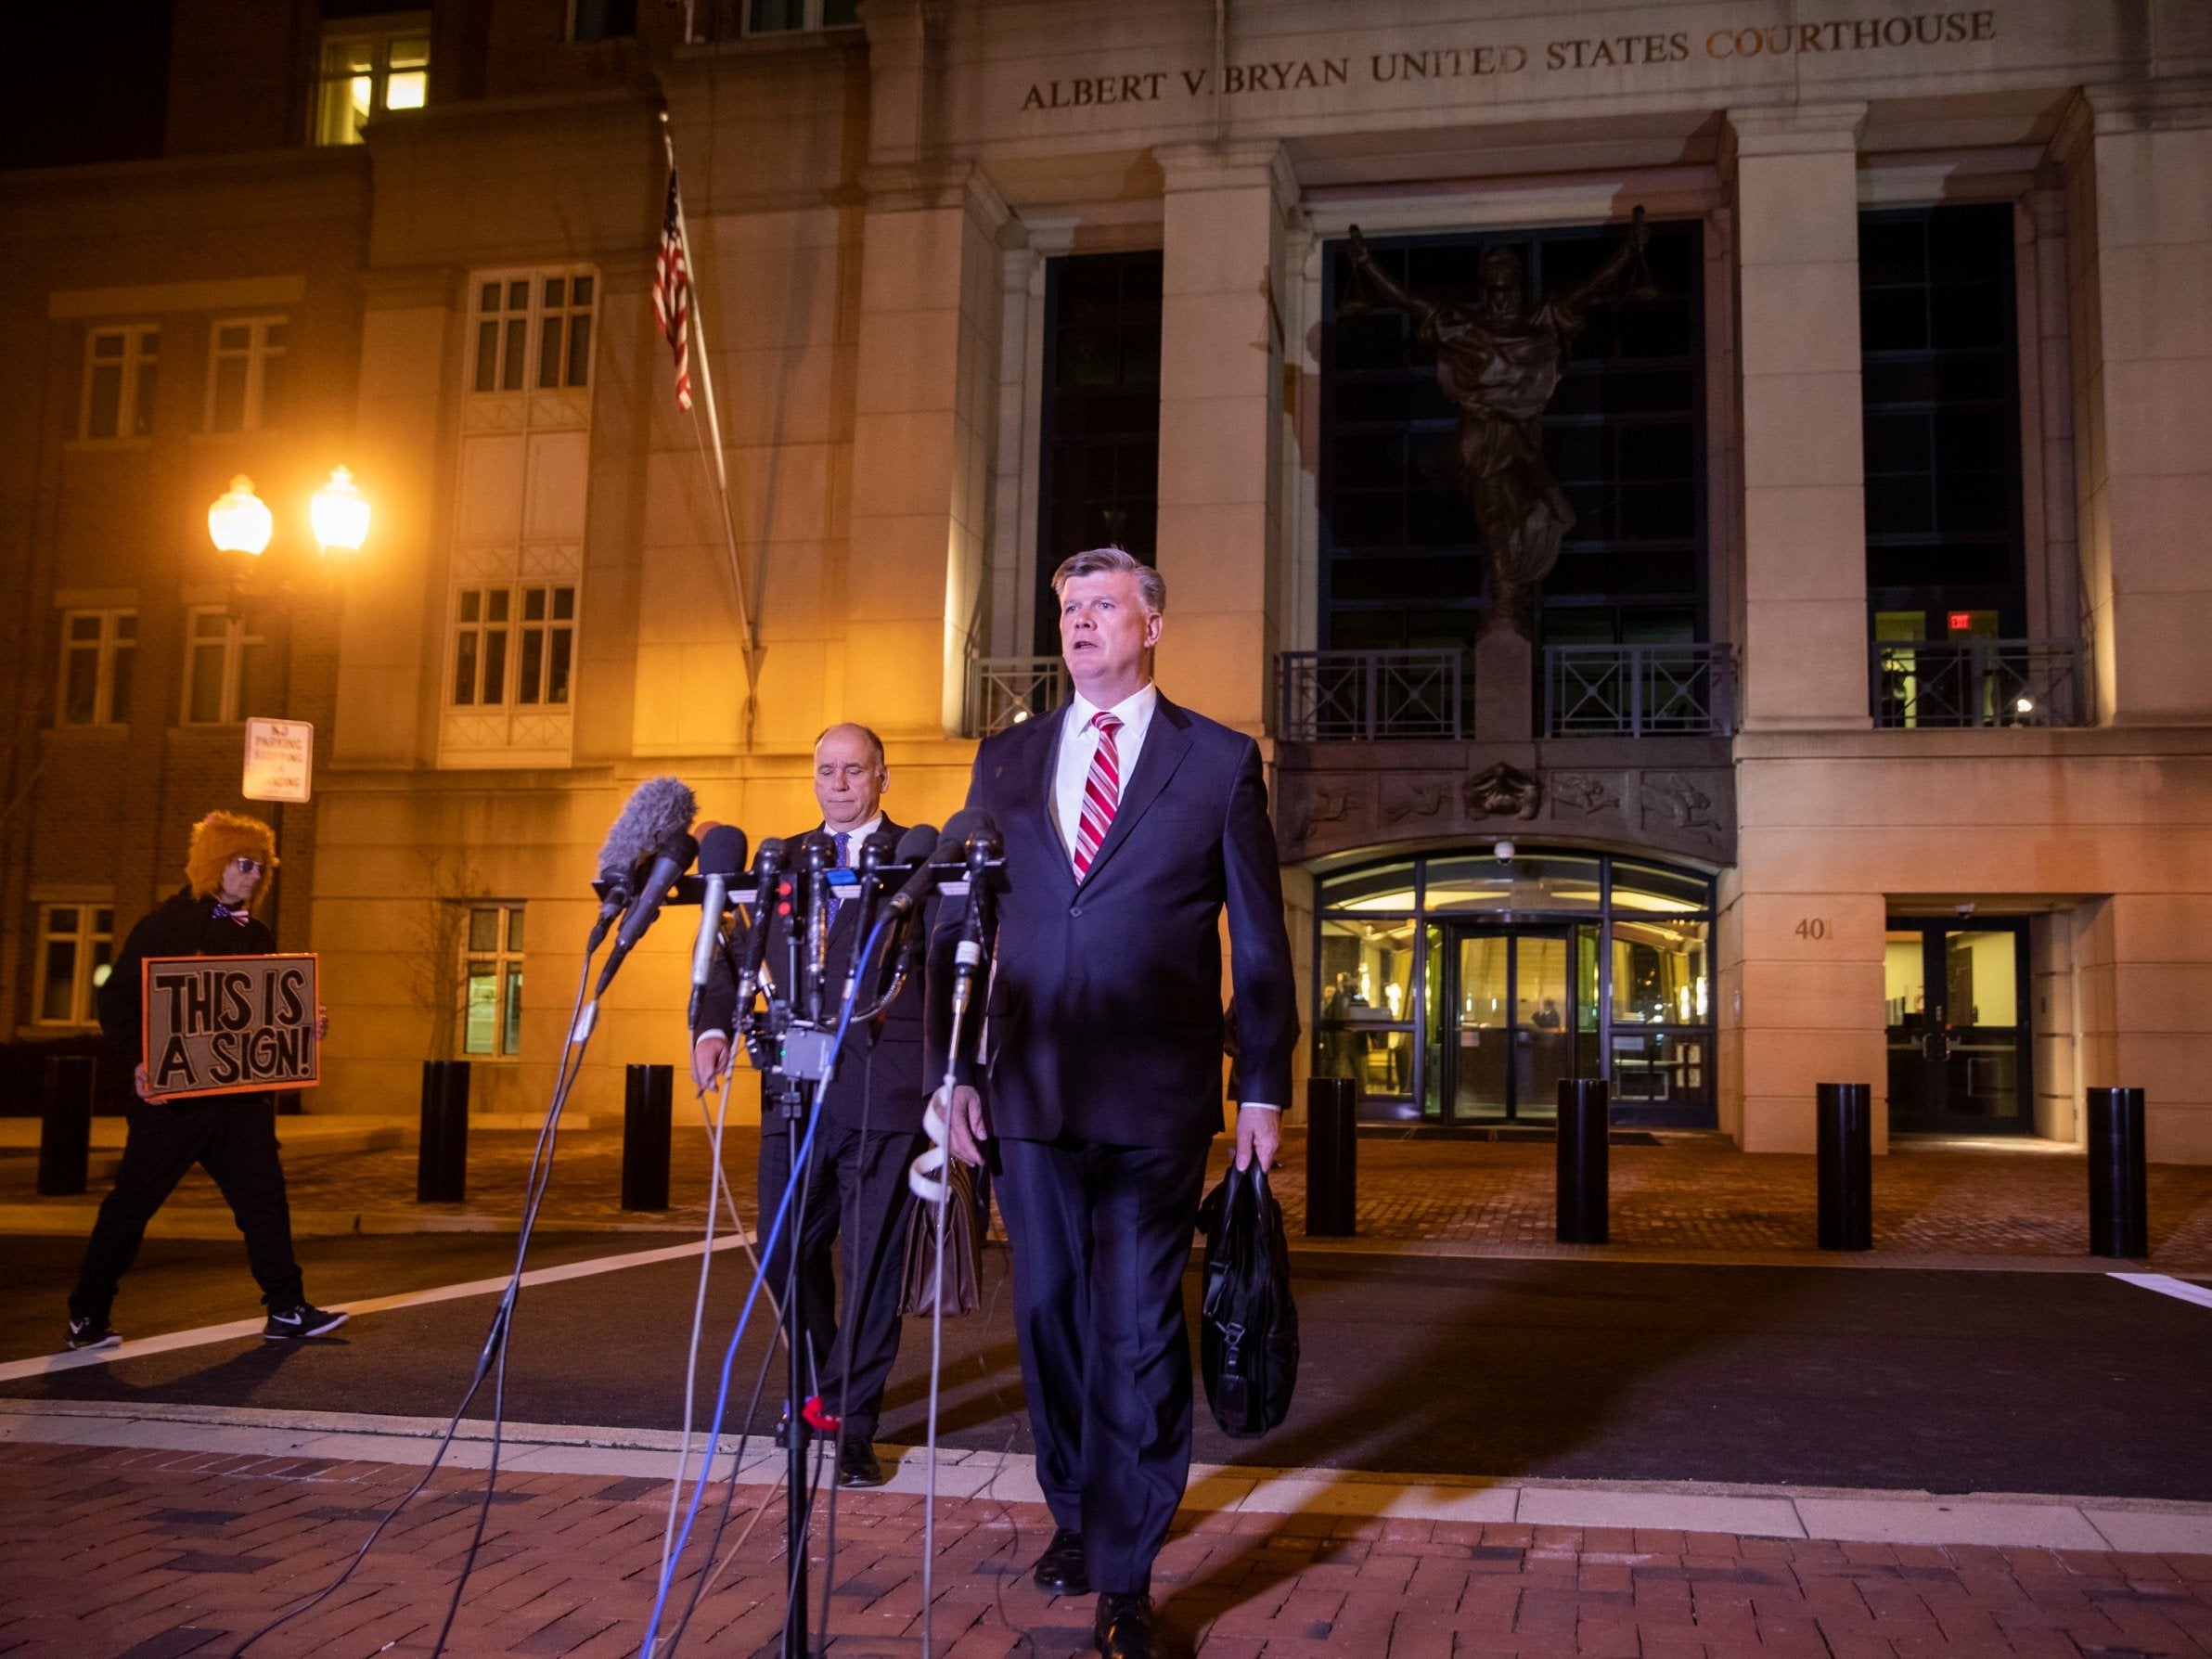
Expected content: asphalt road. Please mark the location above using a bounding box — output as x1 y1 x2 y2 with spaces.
4 1231 2208 1501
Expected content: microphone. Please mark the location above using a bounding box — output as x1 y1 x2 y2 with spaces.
593 825 700 997
688 822 749 1028
587 777 697 950
881 809 988 922
732 838 789 1022
795 830 837 1023
841 827 901 1008
947 816 1001 1026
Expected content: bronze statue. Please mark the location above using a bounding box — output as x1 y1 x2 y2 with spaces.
1343 210 1650 637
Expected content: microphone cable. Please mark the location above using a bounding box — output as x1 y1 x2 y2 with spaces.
227 936 605 1658
637 910 892 1655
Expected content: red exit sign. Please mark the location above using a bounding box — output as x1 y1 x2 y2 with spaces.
1947 611 1974 634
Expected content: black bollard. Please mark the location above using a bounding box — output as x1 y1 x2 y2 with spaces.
1305 1075 1358 1236
1555 1077 1609 1244
1816 1083 1873 1251
623 1063 674 1212
37 1055 96 1197
2087 1087 2149 1259
418 1060 470 1202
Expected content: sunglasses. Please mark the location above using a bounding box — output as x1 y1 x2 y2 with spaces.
231 855 266 874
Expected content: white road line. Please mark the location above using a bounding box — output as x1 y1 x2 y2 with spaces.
2109 1271 2212 1310
0 1233 753 1384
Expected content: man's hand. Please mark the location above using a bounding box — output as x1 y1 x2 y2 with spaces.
133 1063 169 1106
315 1004 330 1041
691 1034 729 1093
946 1084 990 1167
1233 1105 1280 1173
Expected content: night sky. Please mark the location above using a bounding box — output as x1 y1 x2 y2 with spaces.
1 2 174 170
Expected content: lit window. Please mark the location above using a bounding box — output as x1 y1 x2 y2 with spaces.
470 270 595 394
746 0 860 31
81 326 160 441
183 607 272 725
452 585 575 707
37 904 114 1026
315 18 431 146
461 903 525 1056
206 318 290 433
58 609 137 727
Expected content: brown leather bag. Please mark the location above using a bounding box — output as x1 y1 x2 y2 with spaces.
899 1160 983 1318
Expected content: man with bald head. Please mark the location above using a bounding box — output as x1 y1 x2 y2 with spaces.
692 722 930 1488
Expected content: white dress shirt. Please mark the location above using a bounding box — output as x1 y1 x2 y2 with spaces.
1049 684 1278 1115
1053 683 1159 855
825 813 884 863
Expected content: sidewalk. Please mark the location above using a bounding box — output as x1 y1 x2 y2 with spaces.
6 1120 2212 1269
5 1413 2210 1659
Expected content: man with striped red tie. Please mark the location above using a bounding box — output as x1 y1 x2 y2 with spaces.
937 547 1298 1659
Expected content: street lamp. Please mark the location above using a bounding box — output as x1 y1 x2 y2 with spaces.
207 474 274 557
310 465 371 554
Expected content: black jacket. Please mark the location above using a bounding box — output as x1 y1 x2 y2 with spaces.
938 694 1298 1148
691 820 931 1136
98 886 276 1073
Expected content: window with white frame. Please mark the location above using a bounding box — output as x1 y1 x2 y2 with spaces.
81 327 159 441
460 903 524 1056
206 319 289 433
470 272 596 394
57 610 137 727
182 607 272 725
451 585 575 709
315 16 430 146
37 904 114 1026
745 0 858 32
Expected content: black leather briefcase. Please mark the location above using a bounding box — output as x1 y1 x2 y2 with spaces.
1194 1162 1299 1438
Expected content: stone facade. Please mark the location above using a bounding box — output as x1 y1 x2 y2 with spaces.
2 0 2209 1162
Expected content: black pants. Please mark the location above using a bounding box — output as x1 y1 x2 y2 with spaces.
757 1116 926 1443
995 1133 1209 1597
71 1094 305 1319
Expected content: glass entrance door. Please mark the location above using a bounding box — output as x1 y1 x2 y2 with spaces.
1884 918 2032 1134
1443 926 1578 1124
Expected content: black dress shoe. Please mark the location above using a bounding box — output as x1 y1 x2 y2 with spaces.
836 1437 885 1489
1032 1526 1090 1596
1093 1591 1158 1659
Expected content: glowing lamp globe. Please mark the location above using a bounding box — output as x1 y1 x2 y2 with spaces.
208 475 274 557
310 465 371 553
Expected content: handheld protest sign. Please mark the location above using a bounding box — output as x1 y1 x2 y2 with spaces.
141 954 320 1100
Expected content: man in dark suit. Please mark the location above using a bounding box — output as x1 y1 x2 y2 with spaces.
692 722 928 1489
940 547 1298 1659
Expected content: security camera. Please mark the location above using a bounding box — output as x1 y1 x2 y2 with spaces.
1954 901 1975 917
1493 838 1515 862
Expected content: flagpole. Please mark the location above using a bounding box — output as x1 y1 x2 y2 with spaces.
658 110 764 736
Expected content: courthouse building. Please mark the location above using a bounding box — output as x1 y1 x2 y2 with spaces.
4 0 2210 1158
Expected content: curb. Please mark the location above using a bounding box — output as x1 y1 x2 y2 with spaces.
4 1397 2209 1554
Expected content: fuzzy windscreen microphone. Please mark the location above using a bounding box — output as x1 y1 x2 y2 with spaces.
590 777 698 945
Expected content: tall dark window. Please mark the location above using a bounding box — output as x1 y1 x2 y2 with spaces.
1858 204 2024 642
1035 251 1161 650
1319 221 1705 653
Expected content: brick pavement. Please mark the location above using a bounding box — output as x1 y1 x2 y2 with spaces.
7 1123 2212 1268
4 1437 2211 1659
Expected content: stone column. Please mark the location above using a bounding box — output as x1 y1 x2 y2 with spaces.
1153 142 1294 737
843 162 1008 738
1729 104 1871 731
2064 84 2212 726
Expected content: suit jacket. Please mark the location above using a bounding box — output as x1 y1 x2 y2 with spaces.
99 886 276 1074
947 693 1298 1149
691 818 930 1136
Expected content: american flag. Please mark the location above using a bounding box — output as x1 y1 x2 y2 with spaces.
652 171 693 412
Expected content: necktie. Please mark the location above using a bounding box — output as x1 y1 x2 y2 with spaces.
1073 712 1123 881
830 830 850 921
